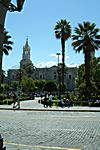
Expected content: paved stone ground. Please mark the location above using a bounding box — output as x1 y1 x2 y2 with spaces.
0 98 100 150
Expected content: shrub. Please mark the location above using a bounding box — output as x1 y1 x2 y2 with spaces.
3 98 13 105
0 94 7 100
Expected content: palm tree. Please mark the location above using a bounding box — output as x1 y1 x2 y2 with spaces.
54 19 71 93
0 29 13 85
72 21 100 87
3 29 13 55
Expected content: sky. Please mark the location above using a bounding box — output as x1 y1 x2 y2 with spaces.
3 0 100 71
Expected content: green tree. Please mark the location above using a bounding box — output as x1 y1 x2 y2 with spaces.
21 77 35 94
76 82 97 101
72 21 100 87
90 57 100 83
10 81 19 92
43 80 58 92
22 62 35 78
90 57 100 97
17 68 26 83
75 64 85 86
54 19 71 93
34 80 46 91
75 57 100 100
16 68 26 95
0 29 13 85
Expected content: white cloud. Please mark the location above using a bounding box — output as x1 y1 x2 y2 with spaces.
10 61 79 70
67 63 79 68
35 61 57 68
11 65 19 69
35 61 78 68
50 53 69 61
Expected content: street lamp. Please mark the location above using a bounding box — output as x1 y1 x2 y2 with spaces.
56 53 60 66
56 53 61 97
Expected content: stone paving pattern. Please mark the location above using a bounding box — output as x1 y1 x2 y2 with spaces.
0 98 100 150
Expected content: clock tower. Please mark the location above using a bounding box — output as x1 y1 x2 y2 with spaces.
20 38 32 68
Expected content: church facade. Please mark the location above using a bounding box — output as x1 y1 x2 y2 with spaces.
8 38 77 91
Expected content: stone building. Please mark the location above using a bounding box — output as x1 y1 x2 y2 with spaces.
7 38 77 91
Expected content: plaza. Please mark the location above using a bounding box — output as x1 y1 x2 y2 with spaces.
0 3 100 149
0 98 100 150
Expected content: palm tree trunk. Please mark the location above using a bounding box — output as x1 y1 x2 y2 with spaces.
0 50 3 85
0 26 4 86
84 48 90 86
0 0 11 86
61 37 65 94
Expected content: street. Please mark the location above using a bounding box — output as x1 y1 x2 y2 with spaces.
0 103 100 150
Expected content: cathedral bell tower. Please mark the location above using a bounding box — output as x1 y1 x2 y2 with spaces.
20 38 32 68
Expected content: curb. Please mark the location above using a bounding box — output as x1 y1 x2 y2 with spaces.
0 107 100 112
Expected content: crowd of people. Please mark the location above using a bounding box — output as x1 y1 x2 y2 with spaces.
41 93 71 108
10 92 71 110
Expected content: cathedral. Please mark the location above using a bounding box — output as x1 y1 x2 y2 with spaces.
8 38 77 91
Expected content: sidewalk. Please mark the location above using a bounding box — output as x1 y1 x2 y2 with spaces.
0 97 100 112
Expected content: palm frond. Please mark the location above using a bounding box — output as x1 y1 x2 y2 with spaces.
95 35 100 39
3 45 12 50
75 45 84 53
72 21 100 55
3 48 9 55
3 29 13 55
54 19 71 40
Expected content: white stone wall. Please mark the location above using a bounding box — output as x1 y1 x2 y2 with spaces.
8 66 77 91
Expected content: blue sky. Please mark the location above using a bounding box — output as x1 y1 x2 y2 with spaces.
3 0 100 70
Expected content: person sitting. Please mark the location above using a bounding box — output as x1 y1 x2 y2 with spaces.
64 98 70 107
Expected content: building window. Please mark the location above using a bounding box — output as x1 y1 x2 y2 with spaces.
40 75 42 79
69 75 71 79
54 75 56 79
25 51 28 54
12 75 15 79
53 71 56 79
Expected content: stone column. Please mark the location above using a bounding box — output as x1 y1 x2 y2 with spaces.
0 0 11 84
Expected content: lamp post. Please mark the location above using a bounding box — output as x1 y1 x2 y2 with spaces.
0 0 25 85
56 53 60 66
56 53 61 98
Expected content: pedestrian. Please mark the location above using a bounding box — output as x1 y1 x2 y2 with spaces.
17 99 20 109
12 101 16 109
11 92 17 110
12 101 17 111
48 93 53 107
43 94 48 108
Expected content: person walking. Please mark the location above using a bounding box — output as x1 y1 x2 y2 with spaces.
48 93 53 107
17 98 20 109
43 94 48 108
